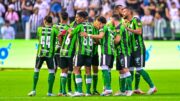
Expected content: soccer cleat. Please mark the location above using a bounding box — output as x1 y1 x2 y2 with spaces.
67 92 73 96
72 92 84 97
92 91 100 95
47 93 56 96
114 91 126 96
28 91 36 96
100 90 112 96
85 93 92 96
147 87 157 95
126 91 133 96
58 93 67 96
134 89 145 94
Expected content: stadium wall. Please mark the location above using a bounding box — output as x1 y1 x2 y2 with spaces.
0 40 180 70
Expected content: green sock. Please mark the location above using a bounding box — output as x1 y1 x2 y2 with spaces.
67 72 72 92
61 74 67 94
73 73 78 92
109 71 111 87
126 76 132 91
130 71 134 81
86 75 92 94
102 70 111 90
138 69 154 88
135 72 141 90
75 74 82 93
33 72 39 91
59 77 62 93
119 76 126 92
48 73 55 93
93 74 98 91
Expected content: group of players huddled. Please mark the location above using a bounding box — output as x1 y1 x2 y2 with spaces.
28 5 157 97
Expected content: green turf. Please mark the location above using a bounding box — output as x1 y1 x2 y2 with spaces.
0 69 180 101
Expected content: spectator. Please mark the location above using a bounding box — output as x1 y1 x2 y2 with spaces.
0 13 4 38
154 12 167 40
126 0 141 11
89 0 101 16
141 8 154 40
29 7 43 39
5 4 19 34
1 20 15 39
49 12 58 24
88 9 96 22
0 0 6 17
101 0 111 16
11 0 22 18
34 0 50 18
74 0 88 12
62 0 75 22
141 0 156 16
21 0 33 32
156 0 169 19
167 0 180 9
169 2 180 40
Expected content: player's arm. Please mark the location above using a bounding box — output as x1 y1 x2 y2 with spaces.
68 25 81 38
124 19 142 35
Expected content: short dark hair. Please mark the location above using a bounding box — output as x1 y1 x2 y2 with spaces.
77 11 87 18
44 16 52 23
114 5 123 9
60 11 68 20
112 14 120 21
84 11 88 18
97 16 107 24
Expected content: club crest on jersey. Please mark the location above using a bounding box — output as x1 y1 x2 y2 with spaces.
0 43 12 65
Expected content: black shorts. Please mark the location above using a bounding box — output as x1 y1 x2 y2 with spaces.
116 54 131 70
59 57 73 70
74 54 92 67
35 57 55 69
54 54 60 67
130 49 145 67
92 54 99 66
100 54 114 68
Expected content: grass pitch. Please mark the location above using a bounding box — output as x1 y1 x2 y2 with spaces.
0 69 180 101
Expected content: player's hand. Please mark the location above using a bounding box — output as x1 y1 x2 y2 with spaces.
80 32 88 38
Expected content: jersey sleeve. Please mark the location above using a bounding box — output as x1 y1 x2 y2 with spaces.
53 27 59 36
134 17 142 29
37 27 41 37
71 24 81 36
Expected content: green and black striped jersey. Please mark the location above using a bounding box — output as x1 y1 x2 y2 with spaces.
72 22 94 56
115 24 131 56
53 23 69 54
100 25 116 55
129 17 145 54
60 24 77 57
37 26 59 57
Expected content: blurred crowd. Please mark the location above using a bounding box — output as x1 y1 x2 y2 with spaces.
0 0 179 40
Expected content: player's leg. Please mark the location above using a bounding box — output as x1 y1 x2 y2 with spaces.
84 56 93 96
67 57 73 96
46 57 56 96
114 56 126 96
92 54 99 95
73 55 84 96
58 57 69 96
100 54 112 96
134 52 156 95
28 57 44 96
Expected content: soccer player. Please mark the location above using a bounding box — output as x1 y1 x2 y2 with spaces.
123 7 157 95
57 12 76 96
85 16 115 96
28 16 59 96
70 11 94 96
111 14 133 96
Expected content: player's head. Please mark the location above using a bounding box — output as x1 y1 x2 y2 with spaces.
123 7 133 19
95 16 107 29
44 16 52 25
75 11 86 24
111 14 120 25
60 11 69 22
84 11 89 21
114 5 124 17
